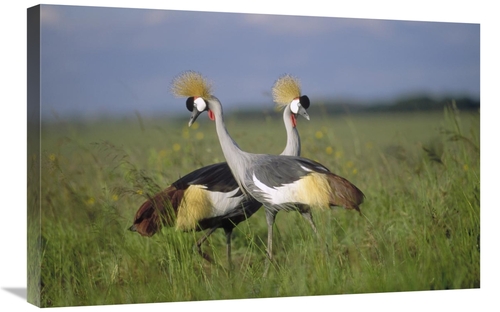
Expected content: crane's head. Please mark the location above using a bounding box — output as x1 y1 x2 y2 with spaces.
272 74 310 126
171 71 215 126
185 96 213 126
289 95 310 122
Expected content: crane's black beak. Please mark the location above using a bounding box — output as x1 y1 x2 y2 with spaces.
188 107 203 127
297 106 310 121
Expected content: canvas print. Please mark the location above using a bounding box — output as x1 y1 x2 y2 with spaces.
27 4 480 308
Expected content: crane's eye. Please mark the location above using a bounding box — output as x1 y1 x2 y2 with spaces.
186 97 195 112
300 95 310 109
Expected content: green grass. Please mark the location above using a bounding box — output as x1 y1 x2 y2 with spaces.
28 104 480 307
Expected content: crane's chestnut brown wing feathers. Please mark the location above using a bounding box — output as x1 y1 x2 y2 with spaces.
130 186 178 236
325 173 364 211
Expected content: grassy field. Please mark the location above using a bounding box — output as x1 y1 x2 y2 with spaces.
28 104 480 307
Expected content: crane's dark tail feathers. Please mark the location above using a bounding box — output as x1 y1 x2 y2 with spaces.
326 173 365 214
129 186 180 236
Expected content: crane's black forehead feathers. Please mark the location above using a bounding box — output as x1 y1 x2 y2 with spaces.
300 95 310 109
186 97 194 112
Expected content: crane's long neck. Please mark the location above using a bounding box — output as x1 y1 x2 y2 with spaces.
281 105 301 156
208 97 252 188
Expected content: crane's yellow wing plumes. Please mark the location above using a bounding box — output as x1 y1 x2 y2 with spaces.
272 74 301 110
171 71 213 98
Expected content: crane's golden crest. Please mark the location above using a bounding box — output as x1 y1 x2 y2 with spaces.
171 71 213 99
272 74 302 110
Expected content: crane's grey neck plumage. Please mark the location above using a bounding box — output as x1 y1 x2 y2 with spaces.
207 96 254 192
281 104 301 157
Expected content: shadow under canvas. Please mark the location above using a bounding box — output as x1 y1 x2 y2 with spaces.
3 288 27 300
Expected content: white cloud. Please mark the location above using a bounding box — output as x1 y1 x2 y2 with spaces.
40 5 63 26
241 13 397 39
242 13 332 36
143 9 171 26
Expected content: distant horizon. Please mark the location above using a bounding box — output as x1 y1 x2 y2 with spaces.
39 91 479 123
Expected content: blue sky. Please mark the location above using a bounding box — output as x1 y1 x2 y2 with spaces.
39 4 480 120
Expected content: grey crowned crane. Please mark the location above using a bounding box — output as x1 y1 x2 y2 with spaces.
173 71 364 272
129 74 311 267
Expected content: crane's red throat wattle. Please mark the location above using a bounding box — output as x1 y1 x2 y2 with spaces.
291 114 297 127
208 110 215 121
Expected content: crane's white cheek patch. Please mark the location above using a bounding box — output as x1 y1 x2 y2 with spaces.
194 97 207 111
290 98 300 114
253 173 330 209
176 185 213 231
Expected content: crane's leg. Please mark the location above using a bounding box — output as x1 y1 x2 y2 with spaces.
263 209 277 277
300 210 318 237
299 207 330 256
195 227 218 263
223 228 233 270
